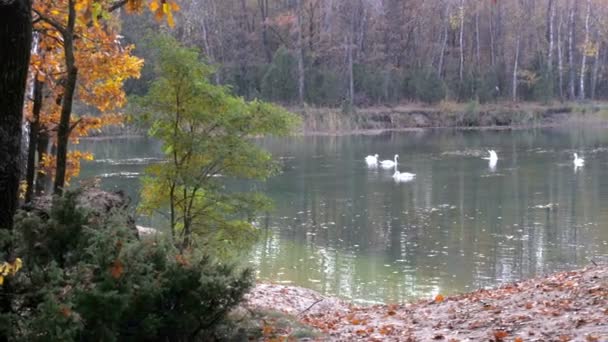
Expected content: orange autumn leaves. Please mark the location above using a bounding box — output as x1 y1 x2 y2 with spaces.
28 0 178 183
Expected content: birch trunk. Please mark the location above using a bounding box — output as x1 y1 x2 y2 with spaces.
437 1 449 77
579 0 590 100
295 0 305 104
459 0 465 82
557 12 564 100
512 35 520 101
547 0 555 71
567 0 577 100
475 5 480 67
489 4 496 66
347 34 354 110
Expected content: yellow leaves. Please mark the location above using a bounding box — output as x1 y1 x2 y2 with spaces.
40 150 94 183
19 180 27 199
0 258 23 286
583 41 599 57
149 0 178 27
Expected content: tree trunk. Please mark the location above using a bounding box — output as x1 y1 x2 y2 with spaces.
54 0 78 194
489 3 496 67
295 0 305 105
0 0 31 231
579 0 590 100
0 1 31 339
567 0 577 100
475 4 480 68
35 132 49 195
437 1 449 77
591 42 601 100
557 11 564 100
547 0 554 72
258 0 272 62
347 35 354 111
458 0 465 82
25 77 43 203
512 35 520 102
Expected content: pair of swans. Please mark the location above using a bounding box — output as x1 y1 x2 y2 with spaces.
365 153 394 168
365 154 398 169
365 154 416 181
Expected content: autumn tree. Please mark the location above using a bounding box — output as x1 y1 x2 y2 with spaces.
30 0 179 196
137 36 298 252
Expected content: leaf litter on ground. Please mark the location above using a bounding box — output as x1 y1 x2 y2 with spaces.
245 265 608 341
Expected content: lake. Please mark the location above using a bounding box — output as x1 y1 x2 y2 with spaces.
77 127 608 304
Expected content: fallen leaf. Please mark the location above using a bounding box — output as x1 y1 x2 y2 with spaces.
262 324 274 336
493 330 508 340
514 337 524 342
387 310 397 316
435 294 445 303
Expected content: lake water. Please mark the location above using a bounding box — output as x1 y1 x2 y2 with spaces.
77 127 608 304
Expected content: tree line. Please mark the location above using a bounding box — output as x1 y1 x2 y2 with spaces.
126 0 608 107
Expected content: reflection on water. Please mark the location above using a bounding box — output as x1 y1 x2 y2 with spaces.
77 127 608 304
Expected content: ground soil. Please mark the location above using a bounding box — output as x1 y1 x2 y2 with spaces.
246 265 608 341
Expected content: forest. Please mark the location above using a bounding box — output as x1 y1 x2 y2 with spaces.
121 0 608 106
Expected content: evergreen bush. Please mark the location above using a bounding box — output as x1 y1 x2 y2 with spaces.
3 190 253 341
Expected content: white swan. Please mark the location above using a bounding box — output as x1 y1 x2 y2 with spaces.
573 153 584 167
484 150 498 162
365 154 379 166
380 154 398 169
393 170 416 182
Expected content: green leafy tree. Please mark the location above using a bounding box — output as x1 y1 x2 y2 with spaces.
136 36 299 252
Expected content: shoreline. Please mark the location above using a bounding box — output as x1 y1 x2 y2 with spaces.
85 102 608 139
246 265 608 340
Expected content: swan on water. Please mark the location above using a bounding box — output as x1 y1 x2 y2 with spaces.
482 150 498 170
484 150 498 162
393 169 415 182
365 154 379 166
573 153 584 167
380 154 398 169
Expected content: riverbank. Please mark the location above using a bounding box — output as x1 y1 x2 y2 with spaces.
246 265 607 341
296 101 608 134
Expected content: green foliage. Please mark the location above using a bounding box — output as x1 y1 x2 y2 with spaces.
305 67 342 106
4 190 253 341
261 47 298 103
406 70 446 104
353 64 384 105
532 66 555 104
135 35 299 251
